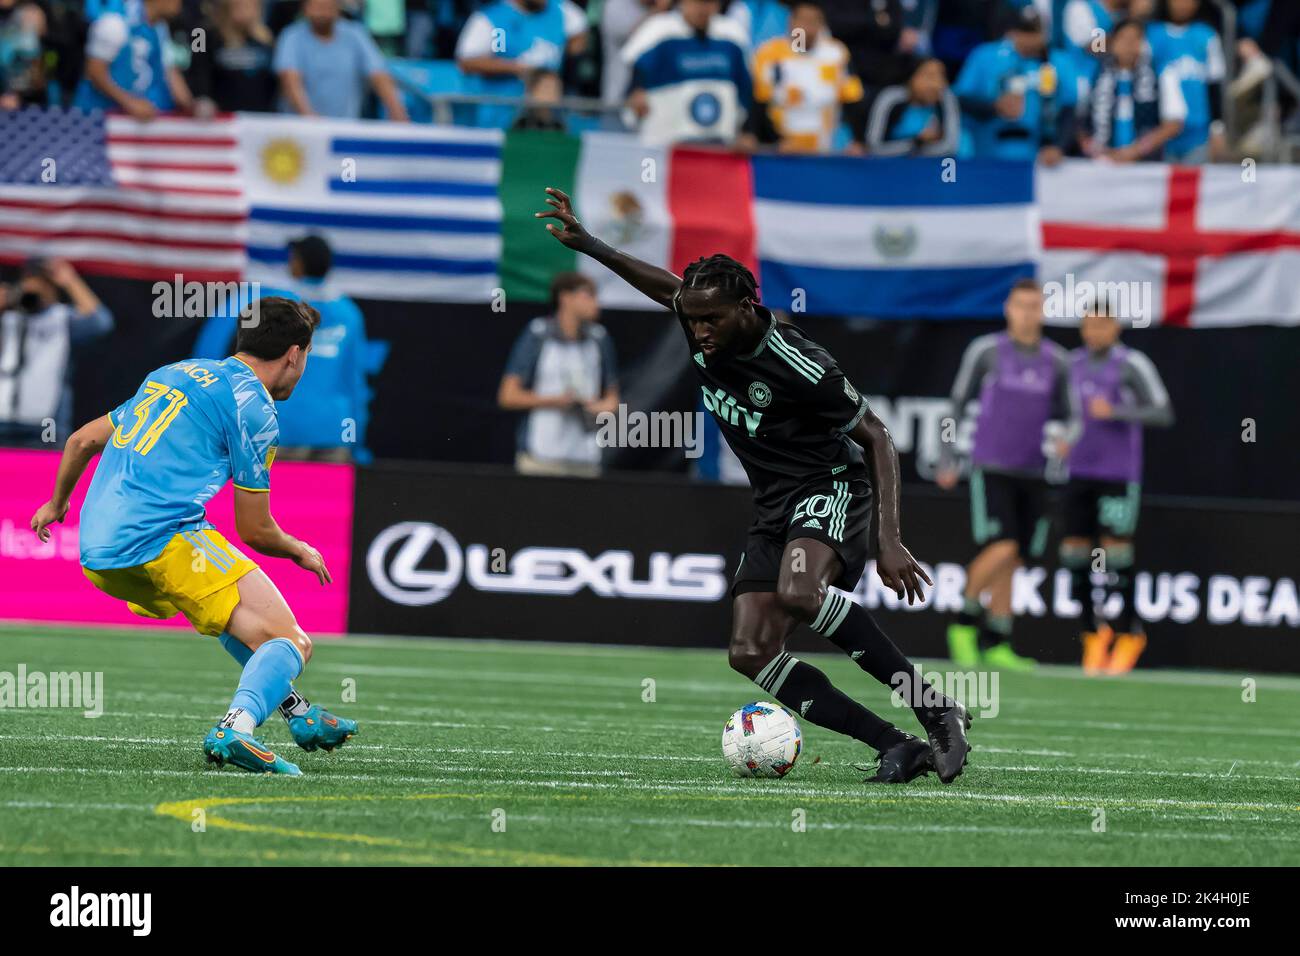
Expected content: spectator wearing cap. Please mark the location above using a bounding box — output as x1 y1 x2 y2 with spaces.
952 5 1082 162
194 235 375 462
0 259 113 447
498 272 619 478
274 0 409 120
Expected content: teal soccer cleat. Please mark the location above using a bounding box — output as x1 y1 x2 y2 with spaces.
288 705 358 753
203 726 302 776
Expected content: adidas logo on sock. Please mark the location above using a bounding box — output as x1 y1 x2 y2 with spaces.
802 518 822 530
850 651 864 661
800 700 813 716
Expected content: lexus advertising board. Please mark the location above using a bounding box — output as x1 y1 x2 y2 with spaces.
350 464 1300 672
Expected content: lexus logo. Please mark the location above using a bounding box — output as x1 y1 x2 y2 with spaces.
367 521 464 606
365 521 729 606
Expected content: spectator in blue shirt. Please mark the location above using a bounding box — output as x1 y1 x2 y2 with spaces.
455 0 588 129
497 272 619 478
274 0 409 119
1146 0 1225 162
73 0 196 119
952 5 1080 163
193 236 375 462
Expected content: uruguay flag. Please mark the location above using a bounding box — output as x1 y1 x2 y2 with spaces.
238 114 503 301
752 156 1039 318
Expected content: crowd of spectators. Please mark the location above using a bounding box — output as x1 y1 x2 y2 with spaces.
0 0 1297 160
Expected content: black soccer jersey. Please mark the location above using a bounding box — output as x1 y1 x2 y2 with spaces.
679 305 871 521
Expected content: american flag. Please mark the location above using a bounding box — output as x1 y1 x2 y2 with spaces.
0 108 247 281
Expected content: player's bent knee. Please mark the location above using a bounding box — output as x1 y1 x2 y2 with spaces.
728 642 778 680
774 580 826 623
290 628 313 665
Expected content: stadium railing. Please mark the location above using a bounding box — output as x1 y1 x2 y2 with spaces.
389 59 628 131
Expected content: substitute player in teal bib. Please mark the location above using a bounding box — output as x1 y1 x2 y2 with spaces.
31 298 357 775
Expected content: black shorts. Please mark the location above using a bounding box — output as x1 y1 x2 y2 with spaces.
733 477 873 596
969 468 1050 557
1061 479 1142 539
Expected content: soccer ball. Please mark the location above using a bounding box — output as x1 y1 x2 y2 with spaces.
721 701 802 778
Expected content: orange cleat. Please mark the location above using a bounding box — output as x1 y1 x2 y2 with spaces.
1081 624 1115 675
1106 633 1148 675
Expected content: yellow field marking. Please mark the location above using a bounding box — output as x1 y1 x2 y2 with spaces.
153 794 691 866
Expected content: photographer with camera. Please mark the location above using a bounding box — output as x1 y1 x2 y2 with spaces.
0 259 114 447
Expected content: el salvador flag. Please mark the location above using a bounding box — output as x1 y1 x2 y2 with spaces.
752 156 1039 318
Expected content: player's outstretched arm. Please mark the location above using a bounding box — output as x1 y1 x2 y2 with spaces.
233 488 332 585
536 187 682 309
30 415 113 542
848 408 933 605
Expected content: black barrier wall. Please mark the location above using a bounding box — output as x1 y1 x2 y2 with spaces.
350 464 1300 673
56 275 1300 502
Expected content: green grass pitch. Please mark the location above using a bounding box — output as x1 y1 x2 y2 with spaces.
1 624 1297 866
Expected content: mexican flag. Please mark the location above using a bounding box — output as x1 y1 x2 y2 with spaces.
497 129 1039 317
497 130 758 309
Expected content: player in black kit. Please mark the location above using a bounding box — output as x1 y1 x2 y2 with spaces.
538 188 971 784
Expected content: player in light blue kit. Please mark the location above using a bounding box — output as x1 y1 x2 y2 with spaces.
30 297 357 776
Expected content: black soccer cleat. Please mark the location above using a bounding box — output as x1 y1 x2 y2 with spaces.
861 734 933 784
921 704 972 784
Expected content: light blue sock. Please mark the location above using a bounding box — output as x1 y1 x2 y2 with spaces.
218 632 253 667
227 638 304 728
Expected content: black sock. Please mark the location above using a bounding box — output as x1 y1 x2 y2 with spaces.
1110 565 1138 633
1061 547 1096 632
955 596 982 627
808 594 955 724
979 613 1012 650
754 652 906 751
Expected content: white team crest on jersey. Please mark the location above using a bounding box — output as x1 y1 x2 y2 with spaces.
843 379 859 402
748 381 772 408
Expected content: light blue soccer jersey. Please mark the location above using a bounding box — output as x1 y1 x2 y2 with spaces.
79 357 278 571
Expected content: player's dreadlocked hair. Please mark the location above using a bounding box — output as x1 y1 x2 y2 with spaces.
677 255 759 309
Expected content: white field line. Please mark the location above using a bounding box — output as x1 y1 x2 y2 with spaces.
7 737 1294 783
2 727 1296 775
1 765 1298 819
38 687 1296 739
7 623 1300 693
